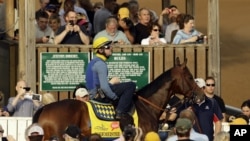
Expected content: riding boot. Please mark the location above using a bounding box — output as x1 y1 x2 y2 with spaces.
114 110 122 120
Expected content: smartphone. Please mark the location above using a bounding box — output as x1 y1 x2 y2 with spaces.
69 20 74 25
32 94 42 101
2 137 8 141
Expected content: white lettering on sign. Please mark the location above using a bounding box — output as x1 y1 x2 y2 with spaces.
43 60 85 85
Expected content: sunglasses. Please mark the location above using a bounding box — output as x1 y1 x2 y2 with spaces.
206 84 215 87
0 130 4 133
153 29 159 32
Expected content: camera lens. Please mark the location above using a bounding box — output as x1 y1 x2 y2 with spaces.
69 20 74 25
23 87 31 91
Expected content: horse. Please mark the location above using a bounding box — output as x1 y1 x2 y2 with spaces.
32 57 205 140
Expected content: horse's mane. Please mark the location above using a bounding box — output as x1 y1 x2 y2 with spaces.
136 67 172 98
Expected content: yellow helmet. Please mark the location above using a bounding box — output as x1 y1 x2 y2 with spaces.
93 37 112 49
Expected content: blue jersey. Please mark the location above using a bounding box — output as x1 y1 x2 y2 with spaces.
192 97 223 141
85 56 117 100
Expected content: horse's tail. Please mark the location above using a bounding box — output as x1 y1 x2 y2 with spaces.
32 106 44 123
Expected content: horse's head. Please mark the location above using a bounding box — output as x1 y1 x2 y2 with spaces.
171 57 205 104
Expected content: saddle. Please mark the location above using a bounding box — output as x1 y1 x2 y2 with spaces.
89 100 116 121
85 100 138 139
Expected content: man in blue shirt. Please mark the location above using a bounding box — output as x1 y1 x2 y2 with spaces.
85 37 136 119
192 96 223 141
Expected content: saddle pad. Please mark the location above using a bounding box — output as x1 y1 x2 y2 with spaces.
86 101 139 139
90 100 115 121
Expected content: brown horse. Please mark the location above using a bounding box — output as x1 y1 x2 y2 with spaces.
33 57 205 140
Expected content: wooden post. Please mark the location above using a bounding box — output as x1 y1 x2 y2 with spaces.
18 0 36 91
18 0 26 81
208 0 220 95
5 0 15 38
186 0 195 16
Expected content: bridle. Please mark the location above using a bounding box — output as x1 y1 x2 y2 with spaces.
137 68 200 112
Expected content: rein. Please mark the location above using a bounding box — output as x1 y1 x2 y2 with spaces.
137 95 165 111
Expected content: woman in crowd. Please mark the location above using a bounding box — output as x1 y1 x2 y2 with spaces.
172 14 203 44
241 99 250 124
141 22 166 45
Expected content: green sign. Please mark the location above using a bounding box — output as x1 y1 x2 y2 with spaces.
40 53 89 91
40 52 150 91
107 52 150 89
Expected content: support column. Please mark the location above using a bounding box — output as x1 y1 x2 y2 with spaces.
18 0 36 91
208 0 220 95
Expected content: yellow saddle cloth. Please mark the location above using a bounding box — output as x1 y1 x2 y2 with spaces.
86 100 138 139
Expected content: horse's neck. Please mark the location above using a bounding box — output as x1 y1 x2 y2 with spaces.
135 81 173 133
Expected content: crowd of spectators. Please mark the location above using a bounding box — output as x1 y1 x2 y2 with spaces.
0 0 209 45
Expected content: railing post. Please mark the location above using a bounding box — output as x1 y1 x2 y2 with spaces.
208 0 220 95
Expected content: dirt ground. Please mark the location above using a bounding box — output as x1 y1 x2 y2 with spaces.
211 0 250 108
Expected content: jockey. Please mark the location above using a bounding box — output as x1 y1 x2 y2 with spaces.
85 37 136 120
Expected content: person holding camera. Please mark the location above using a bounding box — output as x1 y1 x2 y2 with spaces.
54 10 90 45
6 80 42 117
114 113 143 141
35 11 52 43
172 14 204 44
117 7 136 44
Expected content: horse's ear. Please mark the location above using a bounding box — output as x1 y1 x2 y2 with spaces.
180 58 188 69
175 57 180 66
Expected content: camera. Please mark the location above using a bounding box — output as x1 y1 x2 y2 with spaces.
196 35 205 43
24 94 42 101
32 94 42 101
122 18 133 29
23 87 31 91
69 20 74 26
123 124 136 140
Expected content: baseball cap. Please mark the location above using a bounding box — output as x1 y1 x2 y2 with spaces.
194 78 206 88
75 88 89 97
118 7 130 19
175 118 192 130
230 118 248 125
45 4 57 13
144 131 160 141
27 124 44 136
64 125 81 138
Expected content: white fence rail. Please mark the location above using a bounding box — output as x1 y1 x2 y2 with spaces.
0 117 32 141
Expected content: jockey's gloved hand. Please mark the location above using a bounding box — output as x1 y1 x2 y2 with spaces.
112 98 119 106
